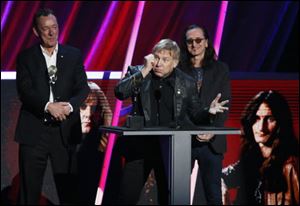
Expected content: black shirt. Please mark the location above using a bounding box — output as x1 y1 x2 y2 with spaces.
150 71 175 127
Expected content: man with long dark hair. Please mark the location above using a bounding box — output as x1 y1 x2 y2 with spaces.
179 24 231 204
222 90 299 205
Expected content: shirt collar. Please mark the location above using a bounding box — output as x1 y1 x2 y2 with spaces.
40 44 58 57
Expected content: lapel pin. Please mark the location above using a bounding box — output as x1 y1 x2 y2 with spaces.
61 55 63 58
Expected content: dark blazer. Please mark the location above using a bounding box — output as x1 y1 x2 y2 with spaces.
181 60 231 154
114 65 211 158
15 44 89 146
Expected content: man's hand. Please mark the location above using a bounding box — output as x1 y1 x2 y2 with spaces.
209 93 229 115
196 134 214 142
141 54 156 78
47 102 71 121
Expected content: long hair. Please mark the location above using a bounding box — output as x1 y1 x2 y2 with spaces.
240 90 298 192
84 81 112 127
179 24 217 71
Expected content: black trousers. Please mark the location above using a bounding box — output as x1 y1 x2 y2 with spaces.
192 144 223 205
116 137 168 205
18 126 78 205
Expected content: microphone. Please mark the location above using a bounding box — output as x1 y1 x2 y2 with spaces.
48 65 58 85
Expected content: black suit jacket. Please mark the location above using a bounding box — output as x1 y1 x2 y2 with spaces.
15 44 89 146
182 60 231 154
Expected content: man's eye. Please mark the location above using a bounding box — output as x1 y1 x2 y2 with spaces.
268 116 276 122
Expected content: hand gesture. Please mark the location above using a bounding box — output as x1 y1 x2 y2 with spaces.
141 54 156 77
47 102 71 121
196 133 214 142
209 93 229 115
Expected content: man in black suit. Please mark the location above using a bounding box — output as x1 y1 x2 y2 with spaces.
114 39 229 204
15 8 89 205
180 24 231 205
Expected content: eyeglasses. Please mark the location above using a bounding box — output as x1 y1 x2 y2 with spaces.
186 38 205 45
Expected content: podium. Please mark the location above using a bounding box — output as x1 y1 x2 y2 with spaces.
100 126 241 205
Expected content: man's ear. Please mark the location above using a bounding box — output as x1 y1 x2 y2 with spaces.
173 59 179 68
33 27 39 38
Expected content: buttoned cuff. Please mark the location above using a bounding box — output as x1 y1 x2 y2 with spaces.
68 103 73 113
44 102 51 112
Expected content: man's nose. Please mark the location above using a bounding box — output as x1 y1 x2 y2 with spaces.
84 106 92 116
49 28 55 35
156 59 162 67
257 119 267 132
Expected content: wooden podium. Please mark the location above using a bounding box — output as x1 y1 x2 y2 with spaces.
100 126 241 205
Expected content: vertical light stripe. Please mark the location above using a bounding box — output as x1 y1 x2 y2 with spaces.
5 2 40 70
1 1 13 32
95 1 145 205
256 2 290 71
213 1 228 56
59 2 81 44
84 1 118 70
190 161 199 204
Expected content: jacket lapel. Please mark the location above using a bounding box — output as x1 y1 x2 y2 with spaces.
34 46 50 97
141 73 152 122
54 44 66 98
200 67 213 104
174 69 184 119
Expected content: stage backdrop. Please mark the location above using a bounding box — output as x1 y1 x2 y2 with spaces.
1 75 298 204
1 1 299 205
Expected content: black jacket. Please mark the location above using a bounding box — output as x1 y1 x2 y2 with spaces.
115 65 211 127
114 65 210 158
181 60 231 153
15 44 89 146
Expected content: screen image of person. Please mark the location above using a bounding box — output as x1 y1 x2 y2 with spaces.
179 24 231 205
14 8 89 205
80 81 112 151
77 81 115 204
114 38 229 204
222 90 299 205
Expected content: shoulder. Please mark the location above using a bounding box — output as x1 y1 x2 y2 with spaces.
207 60 230 73
59 44 82 56
17 44 40 59
175 67 194 81
127 65 144 73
